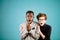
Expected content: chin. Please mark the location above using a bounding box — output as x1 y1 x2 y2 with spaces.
40 23 44 26
28 22 32 24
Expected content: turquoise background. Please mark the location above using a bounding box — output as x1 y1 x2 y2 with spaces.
0 0 60 40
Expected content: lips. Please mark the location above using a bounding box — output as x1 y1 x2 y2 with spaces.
41 23 43 24
28 20 32 24
29 20 31 21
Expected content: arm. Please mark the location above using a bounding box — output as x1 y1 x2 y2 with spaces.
39 26 51 40
38 26 45 39
39 30 45 39
44 26 51 40
29 30 40 40
29 25 40 40
20 25 28 40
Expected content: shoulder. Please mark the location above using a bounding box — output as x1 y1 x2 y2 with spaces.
19 22 26 27
30 21 38 28
19 22 26 30
32 21 38 26
33 21 38 25
45 24 51 29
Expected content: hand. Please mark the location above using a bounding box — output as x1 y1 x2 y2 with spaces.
28 33 36 39
26 23 31 32
25 33 29 36
24 33 29 39
39 27 45 39
28 33 32 36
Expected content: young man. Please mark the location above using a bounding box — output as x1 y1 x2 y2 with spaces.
19 11 40 40
36 13 51 40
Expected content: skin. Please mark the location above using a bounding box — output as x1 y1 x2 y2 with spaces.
22 13 35 39
38 16 46 39
26 13 34 32
38 17 46 26
25 13 37 39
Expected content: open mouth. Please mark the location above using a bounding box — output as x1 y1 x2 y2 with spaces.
41 23 43 25
28 20 32 24
29 20 31 21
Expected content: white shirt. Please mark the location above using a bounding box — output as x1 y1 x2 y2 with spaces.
19 21 40 40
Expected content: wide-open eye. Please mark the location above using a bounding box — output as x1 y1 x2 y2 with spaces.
27 15 29 17
30 15 33 18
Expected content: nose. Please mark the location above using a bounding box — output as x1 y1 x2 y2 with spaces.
28 17 31 19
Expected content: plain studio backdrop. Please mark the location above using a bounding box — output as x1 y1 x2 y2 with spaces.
0 0 60 40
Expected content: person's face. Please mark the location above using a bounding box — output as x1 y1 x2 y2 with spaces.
38 17 46 26
26 13 34 24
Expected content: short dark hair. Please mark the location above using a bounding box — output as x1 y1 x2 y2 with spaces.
26 10 34 15
36 13 47 20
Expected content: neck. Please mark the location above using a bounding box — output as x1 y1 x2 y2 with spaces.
27 21 33 24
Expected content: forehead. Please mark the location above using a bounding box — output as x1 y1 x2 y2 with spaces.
39 17 45 19
26 13 34 16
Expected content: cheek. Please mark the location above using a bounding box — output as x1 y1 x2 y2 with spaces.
31 18 33 20
38 20 40 24
39 20 42 23
26 17 28 19
30 17 33 20
41 20 46 24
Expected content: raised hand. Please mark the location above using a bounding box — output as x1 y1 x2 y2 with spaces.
26 23 31 32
